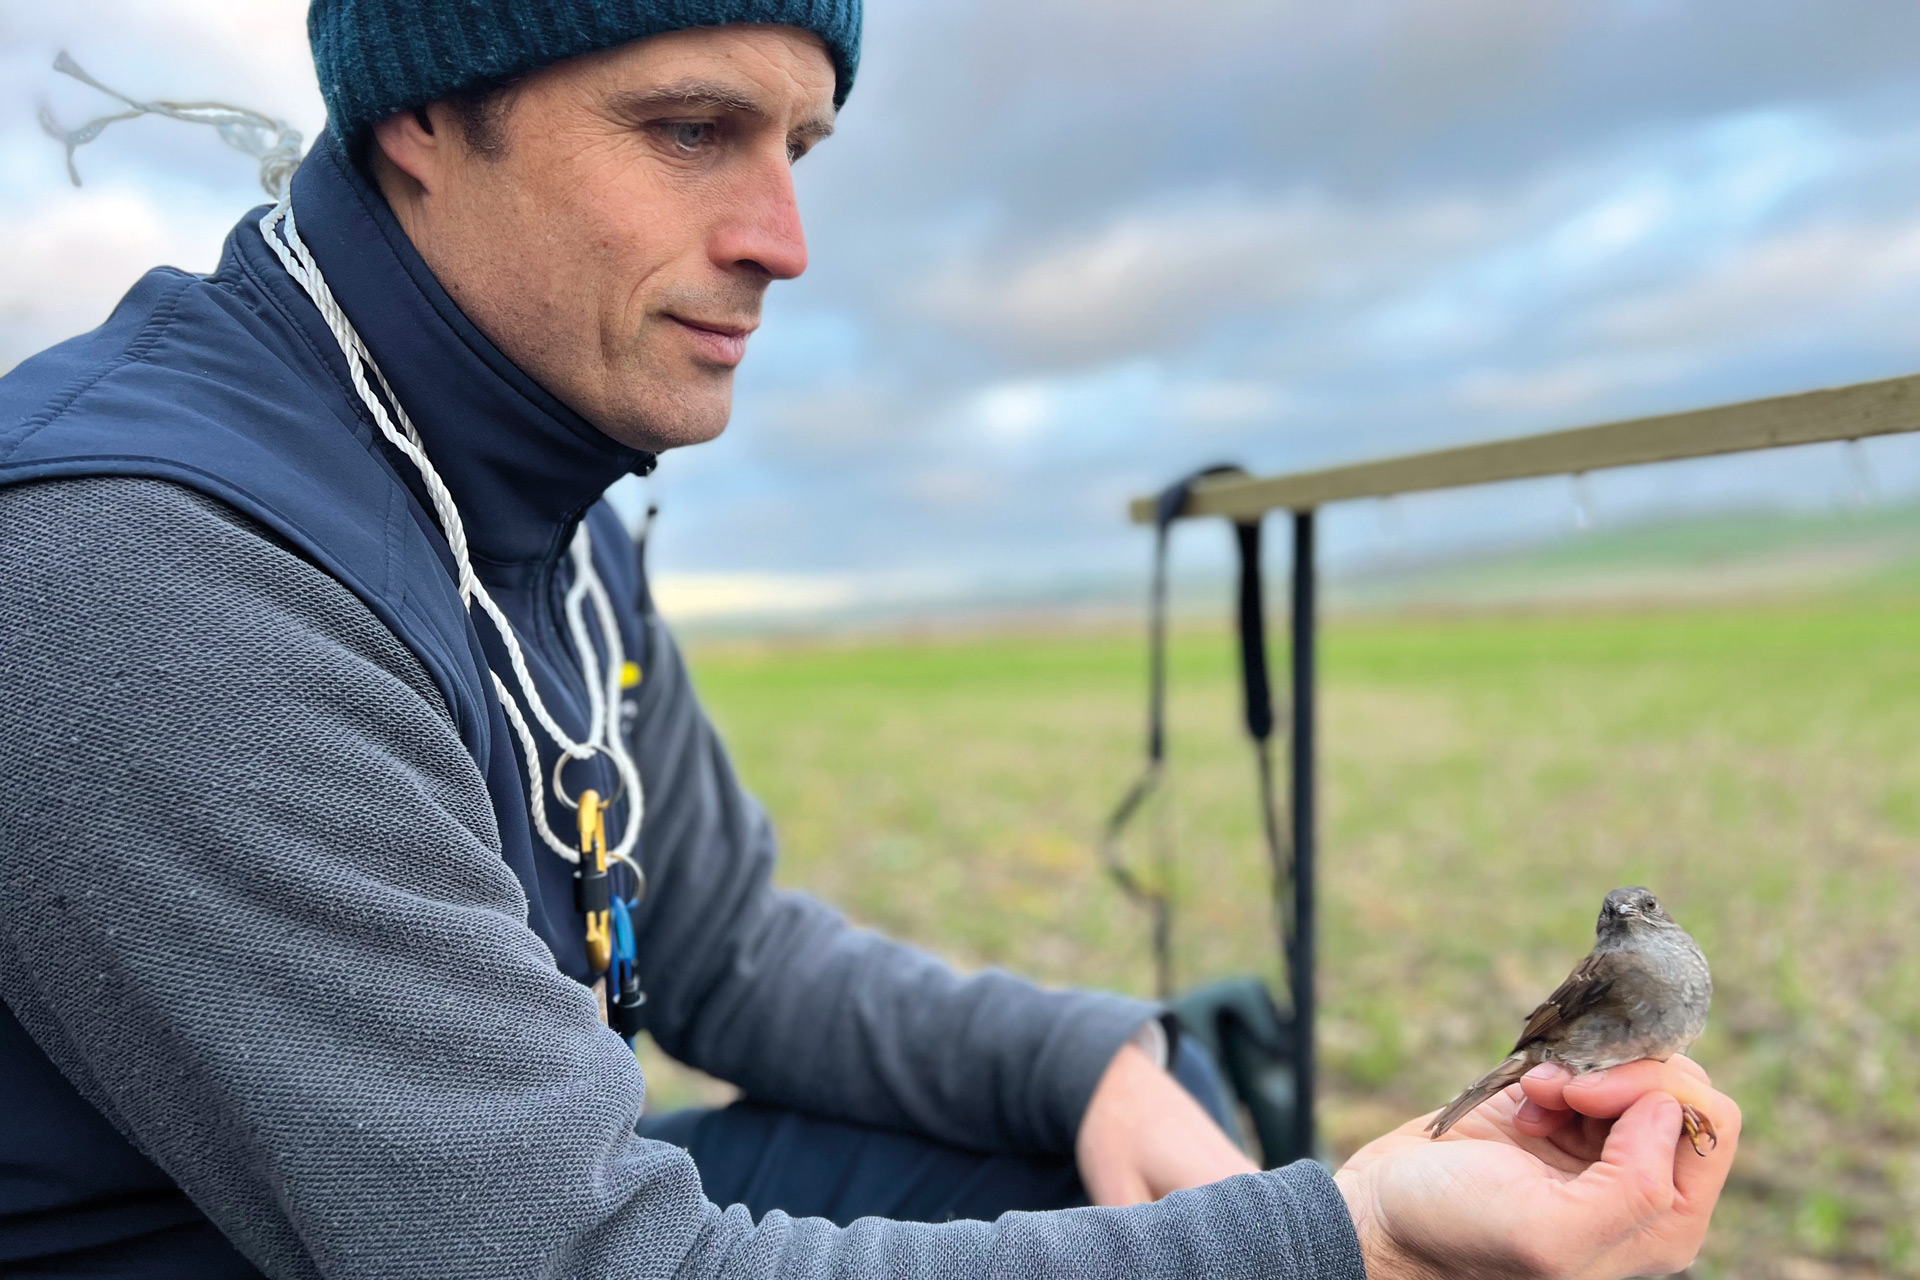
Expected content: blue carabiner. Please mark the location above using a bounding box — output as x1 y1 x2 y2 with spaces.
607 897 646 1040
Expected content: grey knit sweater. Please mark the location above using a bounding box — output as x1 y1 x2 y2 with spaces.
0 476 1366 1279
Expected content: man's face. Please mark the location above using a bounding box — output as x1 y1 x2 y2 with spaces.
370 25 837 453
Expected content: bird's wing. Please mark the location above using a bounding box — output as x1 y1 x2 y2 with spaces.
1513 950 1615 1050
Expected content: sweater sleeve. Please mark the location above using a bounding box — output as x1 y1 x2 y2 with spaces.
620 599 1155 1158
0 476 1366 1280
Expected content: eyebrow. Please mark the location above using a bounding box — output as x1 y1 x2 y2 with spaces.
606 78 836 142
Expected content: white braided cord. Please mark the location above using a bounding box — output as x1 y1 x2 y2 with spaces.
42 57 645 881
563 568 606 745
490 671 575 863
570 536 646 861
43 52 303 200
258 197 645 870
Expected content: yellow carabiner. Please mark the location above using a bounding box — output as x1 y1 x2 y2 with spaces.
578 789 613 974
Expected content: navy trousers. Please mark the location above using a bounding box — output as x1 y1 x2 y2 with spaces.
636 1039 1239 1226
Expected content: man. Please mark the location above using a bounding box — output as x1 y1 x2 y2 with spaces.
0 3 1737 1278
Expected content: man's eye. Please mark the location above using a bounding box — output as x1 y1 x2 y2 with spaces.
657 121 717 152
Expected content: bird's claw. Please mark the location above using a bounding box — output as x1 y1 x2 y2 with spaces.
1679 1103 1717 1156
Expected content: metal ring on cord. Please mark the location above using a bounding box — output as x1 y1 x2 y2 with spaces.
255 199 645 869
551 742 629 812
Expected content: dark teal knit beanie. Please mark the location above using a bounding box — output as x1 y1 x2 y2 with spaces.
309 0 861 146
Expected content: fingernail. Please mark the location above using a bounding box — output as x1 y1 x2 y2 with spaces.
1525 1062 1571 1081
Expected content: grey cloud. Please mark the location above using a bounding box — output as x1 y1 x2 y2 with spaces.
905 189 1505 367
820 0 1920 235
8 1 1920 597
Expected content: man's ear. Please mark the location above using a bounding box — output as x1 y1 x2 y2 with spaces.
369 104 451 195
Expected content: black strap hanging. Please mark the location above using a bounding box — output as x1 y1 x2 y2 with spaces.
1099 465 1291 1000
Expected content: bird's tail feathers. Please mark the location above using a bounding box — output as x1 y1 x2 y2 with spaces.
1425 1054 1532 1139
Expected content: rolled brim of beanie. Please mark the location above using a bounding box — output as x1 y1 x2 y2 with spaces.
310 0 861 147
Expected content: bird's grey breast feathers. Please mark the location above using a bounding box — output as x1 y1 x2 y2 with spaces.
1554 926 1711 1071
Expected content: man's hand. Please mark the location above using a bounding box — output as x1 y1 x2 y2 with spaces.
1075 1042 1258 1205
1336 1056 1740 1280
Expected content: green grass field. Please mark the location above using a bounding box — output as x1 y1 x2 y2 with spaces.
641 591 1920 1278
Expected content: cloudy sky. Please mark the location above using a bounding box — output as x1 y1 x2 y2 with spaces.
6 1 1920 615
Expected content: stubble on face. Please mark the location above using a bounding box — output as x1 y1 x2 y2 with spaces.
372 25 837 453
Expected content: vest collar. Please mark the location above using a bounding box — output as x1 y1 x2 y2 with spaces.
281 133 654 571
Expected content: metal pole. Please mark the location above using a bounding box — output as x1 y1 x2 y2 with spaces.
1290 509 1317 1160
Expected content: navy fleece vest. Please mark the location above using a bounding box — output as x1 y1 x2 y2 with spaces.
0 135 655 1273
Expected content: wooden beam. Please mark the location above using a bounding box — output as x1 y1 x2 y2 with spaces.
1131 372 1920 524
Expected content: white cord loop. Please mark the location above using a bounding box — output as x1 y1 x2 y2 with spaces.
44 54 647 889
259 198 645 872
43 53 303 201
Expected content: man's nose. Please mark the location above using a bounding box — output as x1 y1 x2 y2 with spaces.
713 160 809 282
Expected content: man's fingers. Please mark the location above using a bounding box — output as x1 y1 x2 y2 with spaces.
1519 1061 1574 1112
1545 1057 1739 1213
1592 1091 1681 1218
1667 1054 1712 1086
1522 1056 1715 1119
1671 1091 1741 1209
1560 1058 1713 1121
1511 1097 1574 1138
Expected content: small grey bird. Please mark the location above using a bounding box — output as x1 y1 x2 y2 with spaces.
1427 886 1716 1155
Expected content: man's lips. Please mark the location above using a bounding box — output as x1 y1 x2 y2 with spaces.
669 316 755 366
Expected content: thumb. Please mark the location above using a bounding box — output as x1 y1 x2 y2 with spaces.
1585 1090 1681 1225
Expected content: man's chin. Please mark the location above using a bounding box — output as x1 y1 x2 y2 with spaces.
592 385 733 454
